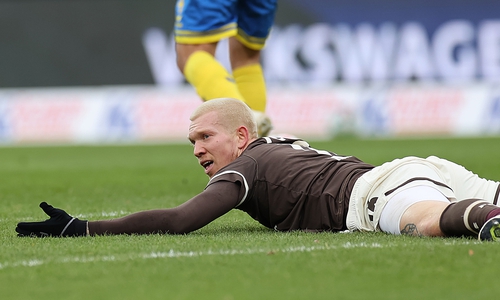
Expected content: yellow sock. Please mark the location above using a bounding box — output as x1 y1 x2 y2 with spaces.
184 51 244 102
233 64 267 112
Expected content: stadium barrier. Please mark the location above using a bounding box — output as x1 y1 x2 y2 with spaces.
0 83 498 145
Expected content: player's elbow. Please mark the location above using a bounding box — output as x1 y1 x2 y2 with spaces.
160 208 200 234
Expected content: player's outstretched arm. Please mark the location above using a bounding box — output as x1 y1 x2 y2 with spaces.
16 181 242 237
16 202 88 237
89 181 242 235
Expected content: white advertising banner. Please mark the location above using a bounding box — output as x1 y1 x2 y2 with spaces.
0 83 498 145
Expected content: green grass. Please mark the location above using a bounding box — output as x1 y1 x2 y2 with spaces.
1 137 499 300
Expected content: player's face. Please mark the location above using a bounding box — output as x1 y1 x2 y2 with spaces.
188 111 241 178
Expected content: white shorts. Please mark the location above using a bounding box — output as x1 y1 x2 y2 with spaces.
346 156 500 232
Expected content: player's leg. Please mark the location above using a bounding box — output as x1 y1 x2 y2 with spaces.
350 156 500 241
379 186 450 236
400 201 449 236
439 199 500 240
426 155 500 204
228 39 272 137
381 189 500 240
230 0 277 136
424 156 500 240
177 42 245 102
379 183 500 240
174 0 244 102
229 38 266 112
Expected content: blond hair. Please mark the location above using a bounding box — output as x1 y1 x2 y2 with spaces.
190 98 258 138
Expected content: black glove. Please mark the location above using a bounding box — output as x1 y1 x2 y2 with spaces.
16 202 88 237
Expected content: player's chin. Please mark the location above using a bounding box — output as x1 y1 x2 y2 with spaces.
205 165 215 177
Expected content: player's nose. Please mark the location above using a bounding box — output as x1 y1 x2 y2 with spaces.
193 142 206 158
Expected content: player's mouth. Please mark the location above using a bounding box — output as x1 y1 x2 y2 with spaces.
201 160 214 174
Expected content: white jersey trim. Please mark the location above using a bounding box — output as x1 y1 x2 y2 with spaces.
209 170 249 207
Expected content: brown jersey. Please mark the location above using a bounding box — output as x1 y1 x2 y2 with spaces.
89 137 375 236
207 137 374 232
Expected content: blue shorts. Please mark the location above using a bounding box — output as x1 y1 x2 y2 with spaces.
174 0 277 50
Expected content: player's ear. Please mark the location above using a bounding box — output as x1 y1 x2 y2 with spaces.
235 125 250 149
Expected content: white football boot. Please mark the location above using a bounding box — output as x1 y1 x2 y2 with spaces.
478 216 500 241
252 110 273 137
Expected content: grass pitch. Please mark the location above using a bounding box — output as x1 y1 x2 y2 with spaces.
1 137 499 300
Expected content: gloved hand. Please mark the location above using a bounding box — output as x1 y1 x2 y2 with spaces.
16 202 88 237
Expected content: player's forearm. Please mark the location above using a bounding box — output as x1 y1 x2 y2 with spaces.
88 209 195 235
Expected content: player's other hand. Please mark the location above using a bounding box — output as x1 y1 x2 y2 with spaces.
16 202 87 237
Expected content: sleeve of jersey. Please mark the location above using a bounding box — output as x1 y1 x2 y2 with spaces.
89 182 243 235
206 156 256 207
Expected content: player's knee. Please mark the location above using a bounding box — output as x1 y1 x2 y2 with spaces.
176 43 218 74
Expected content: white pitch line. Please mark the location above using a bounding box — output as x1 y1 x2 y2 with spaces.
0 240 482 270
0 240 481 271
0 242 384 271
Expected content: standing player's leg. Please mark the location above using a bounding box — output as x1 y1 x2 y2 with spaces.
174 0 245 103
229 38 272 136
230 0 278 136
176 42 245 102
229 37 266 112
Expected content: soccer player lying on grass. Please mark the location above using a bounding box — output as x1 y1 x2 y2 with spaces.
16 98 500 241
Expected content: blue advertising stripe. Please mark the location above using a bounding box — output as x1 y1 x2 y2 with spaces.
287 0 500 29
